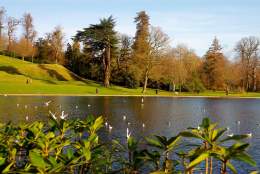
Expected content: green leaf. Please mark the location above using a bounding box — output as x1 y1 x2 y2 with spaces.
66 148 74 160
29 151 46 169
227 161 237 174
150 171 166 174
46 132 55 139
0 156 5 166
234 152 256 167
167 136 181 151
48 156 57 166
83 148 91 161
179 131 201 139
201 117 210 129
145 137 163 149
2 162 14 173
187 152 209 170
212 128 226 141
155 135 167 145
91 116 103 132
128 136 138 151
250 171 259 174
221 135 249 142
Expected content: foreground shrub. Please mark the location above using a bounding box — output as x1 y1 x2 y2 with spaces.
0 115 257 173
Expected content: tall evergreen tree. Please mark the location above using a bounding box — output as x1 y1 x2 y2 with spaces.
132 11 151 93
65 40 81 74
76 16 118 87
202 37 226 90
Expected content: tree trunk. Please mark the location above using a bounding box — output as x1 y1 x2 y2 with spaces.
8 38 11 52
209 157 213 174
204 142 209 174
103 44 111 87
221 161 227 174
205 157 209 174
253 67 257 91
142 67 149 93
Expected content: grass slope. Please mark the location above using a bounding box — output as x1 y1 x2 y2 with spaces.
0 55 260 97
0 55 173 95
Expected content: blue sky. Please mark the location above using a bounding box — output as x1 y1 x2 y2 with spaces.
1 0 260 56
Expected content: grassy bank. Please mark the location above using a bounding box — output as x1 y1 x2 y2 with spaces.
0 55 260 97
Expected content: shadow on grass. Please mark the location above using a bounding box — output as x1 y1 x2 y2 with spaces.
38 64 96 86
0 66 22 75
38 64 68 81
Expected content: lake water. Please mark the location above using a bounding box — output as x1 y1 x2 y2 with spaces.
0 96 260 173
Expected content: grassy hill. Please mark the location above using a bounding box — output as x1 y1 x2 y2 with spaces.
0 55 260 97
0 55 174 95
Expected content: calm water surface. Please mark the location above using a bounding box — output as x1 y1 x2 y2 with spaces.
0 96 260 173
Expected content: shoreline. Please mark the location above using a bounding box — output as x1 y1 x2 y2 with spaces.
1 93 260 99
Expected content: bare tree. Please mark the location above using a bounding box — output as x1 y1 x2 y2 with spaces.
7 17 19 52
142 26 170 93
0 7 6 50
235 36 260 91
0 7 5 39
50 26 65 64
22 13 37 61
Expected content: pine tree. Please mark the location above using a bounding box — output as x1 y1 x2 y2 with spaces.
65 40 81 74
132 11 150 93
76 16 118 87
202 37 226 90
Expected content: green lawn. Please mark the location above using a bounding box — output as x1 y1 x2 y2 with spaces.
0 55 260 97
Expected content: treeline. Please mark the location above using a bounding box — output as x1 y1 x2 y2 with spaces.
1 7 260 92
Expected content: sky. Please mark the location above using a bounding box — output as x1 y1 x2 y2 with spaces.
1 0 260 57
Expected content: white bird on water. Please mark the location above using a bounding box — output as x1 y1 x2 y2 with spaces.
26 116 29 121
109 125 113 132
75 105 78 109
105 122 108 127
247 133 252 138
228 133 234 137
44 100 52 106
88 104 91 107
128 122 131 126
123 115 126 120
142 123 145 128
60 111 68 120
49 110 57 120
126 128 131 139
237 121 240 125
141 97 144 104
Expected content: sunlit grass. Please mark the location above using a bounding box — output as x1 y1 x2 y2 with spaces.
0 55 260 97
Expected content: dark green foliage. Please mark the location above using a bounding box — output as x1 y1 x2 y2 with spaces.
75 16 118 87
111 69 140 88
184 73 206 93
35 37 53 63
65 41 82 74
0 116 256 173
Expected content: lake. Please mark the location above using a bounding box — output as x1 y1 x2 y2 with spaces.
0 95 259 173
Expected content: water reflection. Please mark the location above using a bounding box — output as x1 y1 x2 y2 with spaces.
0 96 260 172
